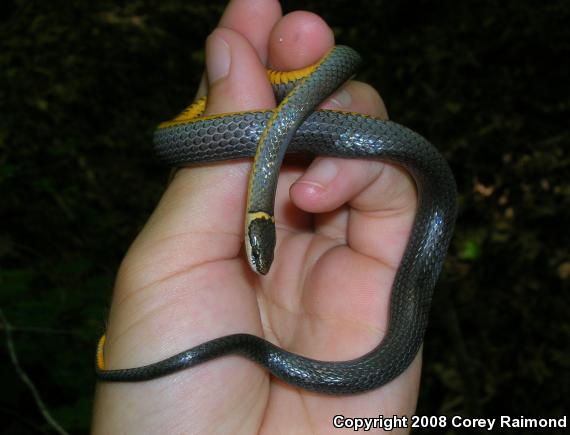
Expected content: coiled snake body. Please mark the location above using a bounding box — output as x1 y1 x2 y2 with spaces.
96 46 457 394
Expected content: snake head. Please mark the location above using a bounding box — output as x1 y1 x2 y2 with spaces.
245 213 276 275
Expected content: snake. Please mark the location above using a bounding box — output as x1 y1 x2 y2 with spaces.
95 45 457 395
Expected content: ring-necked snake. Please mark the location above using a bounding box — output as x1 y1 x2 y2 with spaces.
95 45 457 394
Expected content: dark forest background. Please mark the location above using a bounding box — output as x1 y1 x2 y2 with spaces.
1 0 568 433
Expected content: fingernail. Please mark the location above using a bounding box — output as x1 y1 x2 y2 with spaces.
206 32 231 84
327 88 352 109
300 159 338 188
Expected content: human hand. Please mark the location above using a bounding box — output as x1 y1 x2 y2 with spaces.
93 1 419 433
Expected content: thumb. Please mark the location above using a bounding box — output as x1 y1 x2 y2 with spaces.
204 28 275 115
121 28 275 289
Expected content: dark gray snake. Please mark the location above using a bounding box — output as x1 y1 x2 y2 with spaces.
95 45 457 395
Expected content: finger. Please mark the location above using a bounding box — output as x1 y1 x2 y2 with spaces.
320 80 388 118
203 28 275 116
288 80 391 220
219 0 282 64
293 159 416 270
299 82 390 238
268 13 387 119
268 11 334 70
194 0 282 100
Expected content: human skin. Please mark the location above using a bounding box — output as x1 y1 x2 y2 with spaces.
92 0 420 433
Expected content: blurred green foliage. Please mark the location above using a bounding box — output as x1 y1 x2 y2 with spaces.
1 0 568 433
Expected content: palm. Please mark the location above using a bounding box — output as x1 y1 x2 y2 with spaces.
167 162 420 432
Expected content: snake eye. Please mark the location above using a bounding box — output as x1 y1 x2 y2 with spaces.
247 217 275 275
